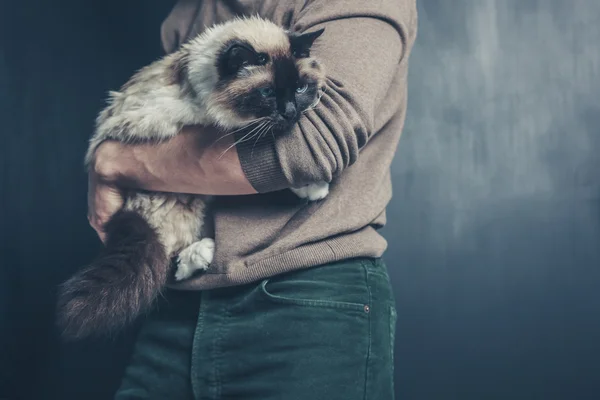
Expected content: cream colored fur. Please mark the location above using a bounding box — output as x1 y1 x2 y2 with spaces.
86 16 328 280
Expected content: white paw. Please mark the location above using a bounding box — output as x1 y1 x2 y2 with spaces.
291 181 330 201
174 238 215 281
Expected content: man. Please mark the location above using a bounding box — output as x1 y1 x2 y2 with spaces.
89 0 417 398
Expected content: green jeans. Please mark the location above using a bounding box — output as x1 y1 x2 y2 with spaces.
114 257 397 400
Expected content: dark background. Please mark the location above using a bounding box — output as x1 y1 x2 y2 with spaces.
1 0 599 399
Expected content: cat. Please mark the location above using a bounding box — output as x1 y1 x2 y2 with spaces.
56 16 329 340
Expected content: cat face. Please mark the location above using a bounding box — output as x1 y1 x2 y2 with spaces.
181 18 326 132
213 28 325 132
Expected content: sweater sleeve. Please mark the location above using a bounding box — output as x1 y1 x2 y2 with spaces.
235 0 413 192
160 0 202 54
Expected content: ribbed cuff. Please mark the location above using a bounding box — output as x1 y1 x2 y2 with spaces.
234 130 289 193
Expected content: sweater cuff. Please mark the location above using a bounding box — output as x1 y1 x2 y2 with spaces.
234 130 289 193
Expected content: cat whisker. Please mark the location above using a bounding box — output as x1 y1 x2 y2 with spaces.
251 121 274 158
211 117 269 146
227 117 269 134
231 120 268 144
303 85 327 114
218 120 269 159
250 121 273 157
218 126 259 158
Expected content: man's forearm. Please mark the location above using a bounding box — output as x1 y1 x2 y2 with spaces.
97 125 257 196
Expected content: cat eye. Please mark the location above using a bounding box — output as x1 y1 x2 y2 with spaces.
257 53 268 65
296 83 309 94
259 87 274 97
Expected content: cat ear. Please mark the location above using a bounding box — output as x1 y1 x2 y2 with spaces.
218 43 258 78
289 28 325 58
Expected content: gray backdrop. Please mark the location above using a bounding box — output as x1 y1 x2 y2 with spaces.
1 0 599 399
384 1 600 398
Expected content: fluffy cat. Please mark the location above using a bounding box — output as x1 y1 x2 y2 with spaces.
56 16 329 340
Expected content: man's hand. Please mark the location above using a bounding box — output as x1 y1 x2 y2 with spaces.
86 127 257 242
87 142 126 243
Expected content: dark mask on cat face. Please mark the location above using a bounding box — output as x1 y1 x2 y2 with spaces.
213 27 326 132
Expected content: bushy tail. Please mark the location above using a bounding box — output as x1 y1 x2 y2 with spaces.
56 210 170 340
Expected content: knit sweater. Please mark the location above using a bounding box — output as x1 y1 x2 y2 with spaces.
162 0 418 290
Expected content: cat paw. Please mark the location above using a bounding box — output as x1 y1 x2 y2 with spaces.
291 181 330 201
175 238 215 281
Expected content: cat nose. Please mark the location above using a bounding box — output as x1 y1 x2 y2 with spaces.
281 103 296 120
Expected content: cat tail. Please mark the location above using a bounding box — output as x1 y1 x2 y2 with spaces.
56 210 170 341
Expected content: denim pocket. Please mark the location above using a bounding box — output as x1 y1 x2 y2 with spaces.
259 259 372 312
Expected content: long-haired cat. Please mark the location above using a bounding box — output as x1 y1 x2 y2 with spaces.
56 16 329 340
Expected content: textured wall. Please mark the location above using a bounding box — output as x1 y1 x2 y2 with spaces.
383 1 600 399
0 1 174 398
1 0 599 399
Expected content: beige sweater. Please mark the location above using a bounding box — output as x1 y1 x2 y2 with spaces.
163 0 418 290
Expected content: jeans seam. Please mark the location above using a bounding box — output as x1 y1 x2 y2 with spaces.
212 303 226 400
217 303 234 400
191 291 206 400
361 261 373 400
390 305 397 391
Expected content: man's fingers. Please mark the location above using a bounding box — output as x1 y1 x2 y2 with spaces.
88 172 124 244
88 213 108 244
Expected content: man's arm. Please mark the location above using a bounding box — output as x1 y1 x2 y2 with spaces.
88 0 416 239
235 4 412 192
160 0 201 54
94 126 256 196
89 127 256 241
94 2 413 196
